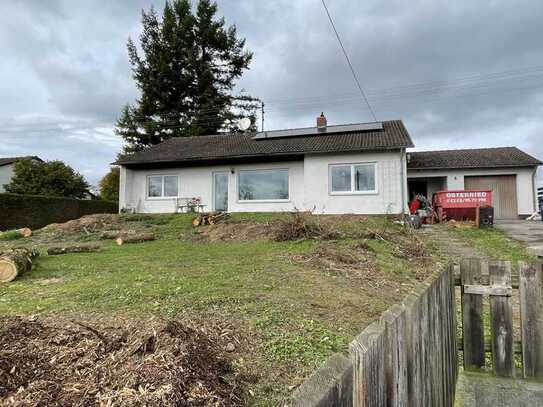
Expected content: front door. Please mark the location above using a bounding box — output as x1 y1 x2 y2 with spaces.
213 172 229 212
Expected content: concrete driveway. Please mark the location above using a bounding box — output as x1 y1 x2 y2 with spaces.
495 220 543 257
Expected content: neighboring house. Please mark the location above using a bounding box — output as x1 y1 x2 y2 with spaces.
0 156 42 192
115 115 542 219
538 186 543 213
407 148 541 219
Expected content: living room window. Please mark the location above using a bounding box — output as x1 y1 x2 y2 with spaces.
329 163 377 194
238 169 289 201
147 175 179 198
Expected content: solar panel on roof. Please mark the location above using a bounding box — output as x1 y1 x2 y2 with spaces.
252 122 383 140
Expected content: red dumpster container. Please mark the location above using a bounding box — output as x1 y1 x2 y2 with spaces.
433 190 493 222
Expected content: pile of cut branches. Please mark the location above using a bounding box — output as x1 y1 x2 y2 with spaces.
273 211 340 242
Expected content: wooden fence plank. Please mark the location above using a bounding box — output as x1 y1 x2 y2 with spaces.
519 262 543 378
450 264 459 397
489 261 514 377
420 279 432 405
454 273 520 289
442 265 456 407
381 304 408 407
431 273 443 406
403 287 424 407
350 321 386 407
460 259 485 370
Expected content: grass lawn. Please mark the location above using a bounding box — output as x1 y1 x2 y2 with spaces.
0 213 439 405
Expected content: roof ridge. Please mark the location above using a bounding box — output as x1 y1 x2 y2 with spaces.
410 146 519 154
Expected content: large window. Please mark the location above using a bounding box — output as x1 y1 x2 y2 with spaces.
147 175 179 198
330 163 376 194
238 169 289 201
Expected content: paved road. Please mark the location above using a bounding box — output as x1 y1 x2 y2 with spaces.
495 220 543 257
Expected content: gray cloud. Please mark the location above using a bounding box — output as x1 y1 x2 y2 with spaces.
1 0 542 185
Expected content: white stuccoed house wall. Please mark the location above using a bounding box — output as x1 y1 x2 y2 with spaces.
303 151 406 214
119 150 408 215
120 161 305 214
0 164 14 192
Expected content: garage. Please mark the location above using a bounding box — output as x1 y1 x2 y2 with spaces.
464 175 518 219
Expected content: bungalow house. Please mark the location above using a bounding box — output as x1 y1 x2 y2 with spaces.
0 156 42 192
115 116 541 219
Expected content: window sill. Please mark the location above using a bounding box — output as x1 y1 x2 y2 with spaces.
329 191 378 196
237 199 291 204
146 197 179 201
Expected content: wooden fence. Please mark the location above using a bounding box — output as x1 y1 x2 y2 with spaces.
291 265 458 407
457 259 543 378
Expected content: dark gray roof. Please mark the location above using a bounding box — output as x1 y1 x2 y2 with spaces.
115 120 413 166
0 156 42 167
407 147 542 170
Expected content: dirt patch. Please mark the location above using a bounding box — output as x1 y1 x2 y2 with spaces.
289 242 392 286
0 316 244 406
190 213 343 243
362 227 430 261
191 222 273 243
40 214 123 234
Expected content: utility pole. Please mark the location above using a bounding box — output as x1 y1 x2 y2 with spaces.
261 102 265 132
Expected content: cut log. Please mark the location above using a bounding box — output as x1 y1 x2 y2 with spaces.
16 228 33 238
47 244 100 256
99 230 136 240
0 228 32 239
192 212 229 227
115 233 155 246
192 216 203 227
0 248 39 283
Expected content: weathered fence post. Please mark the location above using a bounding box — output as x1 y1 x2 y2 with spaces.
350 321 386 407
460 259 485 370
519 262 543 378
488 261 514 377
403 286 424 407
381 304 408 407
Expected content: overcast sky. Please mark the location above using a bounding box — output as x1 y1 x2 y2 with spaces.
1 0 543 186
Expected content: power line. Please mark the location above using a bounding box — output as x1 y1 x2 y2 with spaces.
321 0 377 122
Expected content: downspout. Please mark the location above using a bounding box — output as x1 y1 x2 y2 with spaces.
533 167 539 213
400 148 407 216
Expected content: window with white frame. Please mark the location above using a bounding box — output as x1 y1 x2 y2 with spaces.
329 163 376 194
147 175 179 198
238 169 289 201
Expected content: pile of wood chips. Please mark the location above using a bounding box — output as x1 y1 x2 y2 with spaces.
0 316 244 407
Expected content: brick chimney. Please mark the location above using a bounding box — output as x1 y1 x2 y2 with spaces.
316 112 327 131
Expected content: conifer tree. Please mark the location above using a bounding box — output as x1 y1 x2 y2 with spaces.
116 0 258 153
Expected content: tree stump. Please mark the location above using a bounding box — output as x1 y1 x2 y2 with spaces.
0 248 39 283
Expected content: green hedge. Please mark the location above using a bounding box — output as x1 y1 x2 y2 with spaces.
0 193 118 231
